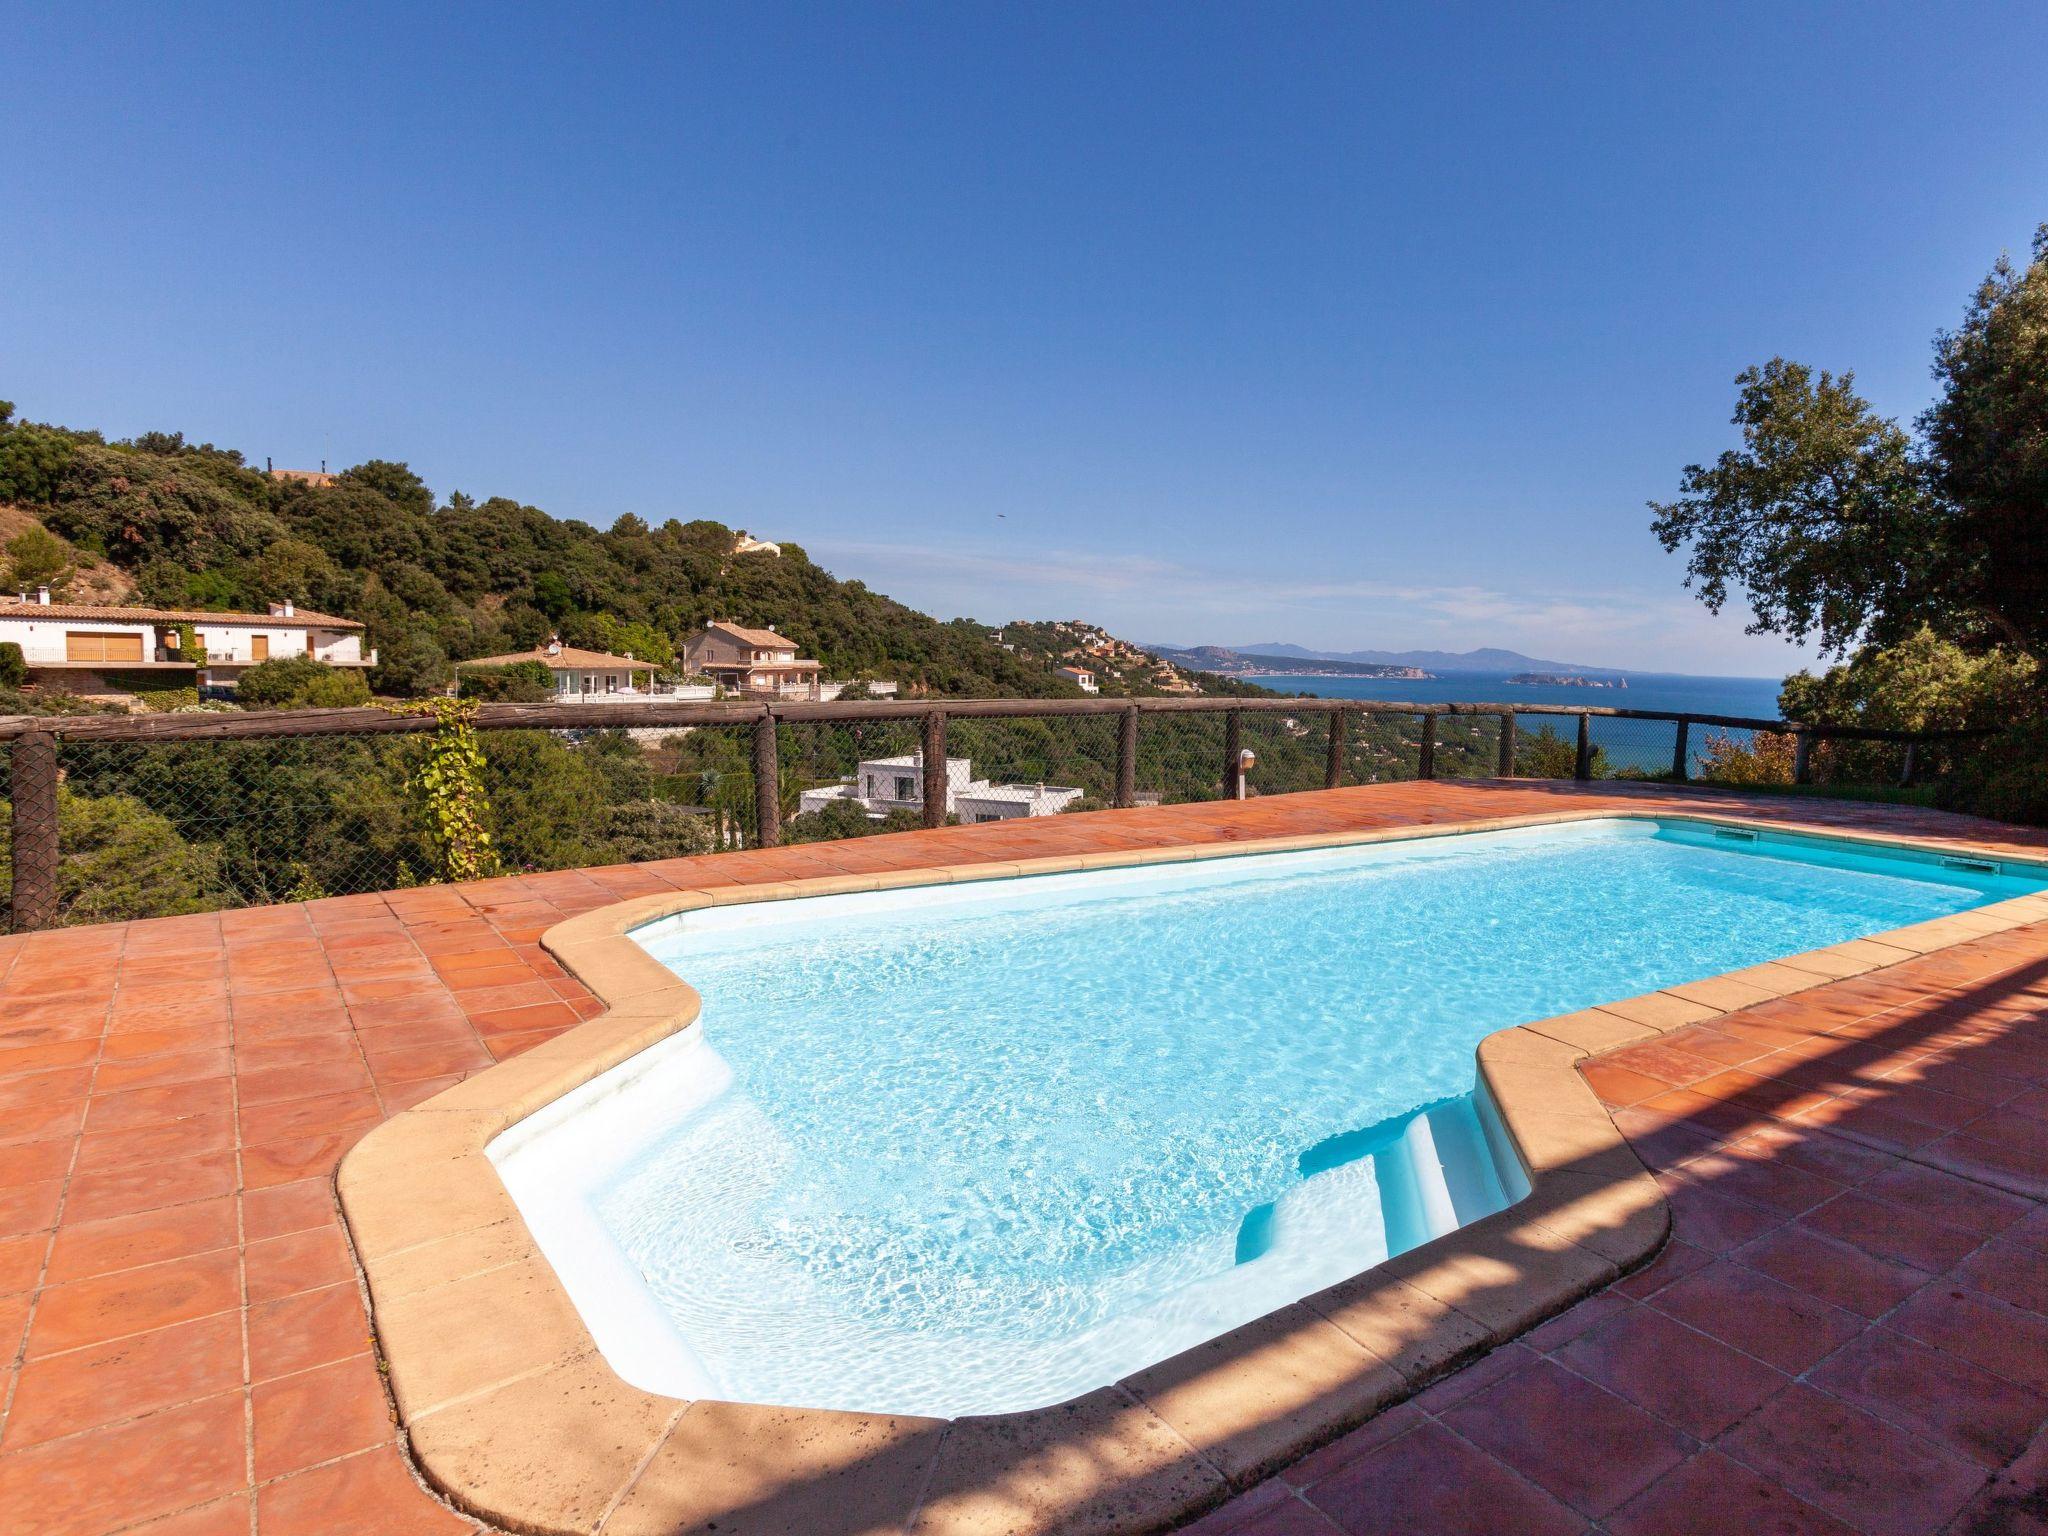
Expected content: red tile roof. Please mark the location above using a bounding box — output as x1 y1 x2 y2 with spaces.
459 646 653 670
702 621 794 649
0 599 363 629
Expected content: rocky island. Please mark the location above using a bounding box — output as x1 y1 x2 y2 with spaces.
1506 673 1626 688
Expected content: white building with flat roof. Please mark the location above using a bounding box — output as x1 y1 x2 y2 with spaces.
797 752 1085 824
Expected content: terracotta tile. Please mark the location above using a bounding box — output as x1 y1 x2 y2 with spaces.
242 1177 335 1242
244 1125 375 1190
1861 1159 2032 1238
44 1195 239 1285
73 1111 235 1176
1797 1190 1986 1272
27 1245 242 1358
0 1175 64 1239
252 1351 394 1480
0 1389 245 1536
100 1028 233 1064
1302 1420 1586 1536
1439 1357 1691 1517
1607 1449 1858 1536
1580 1063 1676 1109
1887 1280 2048 1394
360 1036 493 1084
379 1073 466 1112
1673 1146 1845 1216
1612 1237 1713 1300
245 1223 354 1304
1558 1301 1788 1439
119 1494 253 1536
1950 1235 2048 1317
233 1031 362 1074
84 1077 235 1134
248 1280 372 1381
92 1047 232 1094
1807 1326 2047 1468
1648 1260 1863 1374
7 1310 244 1445
1276 1401 1428 1492
0 1134 75 1188
0 1228 45 1294
1718 1381 1983 1536
1730 1224 1931 1319
235 1056 373 1107
237 1087 382 1147
1520 1290 1630 1354
1655 1171 1785 1253
1408 1340 1538 1414
256 1443 472 1535
62 1148 239 1225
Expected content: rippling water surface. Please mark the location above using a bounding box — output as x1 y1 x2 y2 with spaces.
598 823 2000 1413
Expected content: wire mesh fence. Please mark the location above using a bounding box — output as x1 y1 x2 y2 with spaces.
0 700 1989 931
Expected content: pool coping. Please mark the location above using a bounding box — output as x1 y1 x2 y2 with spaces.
335 807 2048 1536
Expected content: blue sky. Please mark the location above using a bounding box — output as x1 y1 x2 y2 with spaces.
6 4 2046 676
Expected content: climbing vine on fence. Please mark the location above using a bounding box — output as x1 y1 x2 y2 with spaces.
388 699 503 882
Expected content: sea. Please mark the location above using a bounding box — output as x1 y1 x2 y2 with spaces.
1241 671 1789 776
1241 671 1784 719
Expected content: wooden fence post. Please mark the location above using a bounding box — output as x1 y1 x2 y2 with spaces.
1793 730 1814 786
10 730 60 932
1116 707 1139 808
750 713 780 848
1498 712 1516 777
921 711 948 828
1223 710 1243 799
1417 714 1437 780
1573 714 1593 781
1670 717 1690 782
1325 708 1346 790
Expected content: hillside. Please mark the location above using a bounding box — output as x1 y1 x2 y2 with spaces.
0 402 1061 699
1148 644 1429 680
1231 642 1630 677
995 621 1264 697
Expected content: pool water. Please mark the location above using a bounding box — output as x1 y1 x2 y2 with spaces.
492 818 2041 1418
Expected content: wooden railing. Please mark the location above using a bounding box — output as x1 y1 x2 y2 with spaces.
0 695 1991 932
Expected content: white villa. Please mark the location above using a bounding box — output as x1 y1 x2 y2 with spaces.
0 591 374 697
798 753 1085 824
1055 665 1099 693
458 638 711 701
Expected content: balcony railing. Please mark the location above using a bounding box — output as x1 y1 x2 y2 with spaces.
0 694 1998 932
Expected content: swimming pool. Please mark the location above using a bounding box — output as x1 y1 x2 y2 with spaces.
492 817 2044 1419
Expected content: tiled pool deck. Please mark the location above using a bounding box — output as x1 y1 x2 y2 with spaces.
4 779 2048 1536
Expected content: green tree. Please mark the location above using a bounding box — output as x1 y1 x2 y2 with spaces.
0 641 24 688
1652 225 2048 661
0 403 82 505
0 788 220 925
236 656 372 709
5 525 74 592
1779 627 2035 733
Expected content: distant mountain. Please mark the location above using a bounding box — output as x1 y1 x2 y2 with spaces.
1230 643 1631 677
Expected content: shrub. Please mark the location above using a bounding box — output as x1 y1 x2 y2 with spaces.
456 660 556 703
1514 723 1606 779
236 655 372 709
0 641 24 689
0 788 220 926
1697 728 1796 785
595 800 719 862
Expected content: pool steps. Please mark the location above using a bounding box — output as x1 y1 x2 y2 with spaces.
1237 1094 1516 1269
